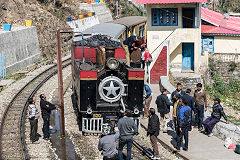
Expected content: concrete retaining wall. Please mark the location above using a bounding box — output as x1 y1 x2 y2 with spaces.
67 16 100 33
79 3 113 23
0 26 41 74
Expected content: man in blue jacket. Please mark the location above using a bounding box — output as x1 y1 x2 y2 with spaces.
182 89 195 131
173 98 191 152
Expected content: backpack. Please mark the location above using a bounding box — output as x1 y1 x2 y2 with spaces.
235 145 240 154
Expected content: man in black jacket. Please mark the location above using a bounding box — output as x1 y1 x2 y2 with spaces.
156 89 172 133
40 94 58 140
147 108 160 159
203 98 229 137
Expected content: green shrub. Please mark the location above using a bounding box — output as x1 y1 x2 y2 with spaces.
229 61 237 72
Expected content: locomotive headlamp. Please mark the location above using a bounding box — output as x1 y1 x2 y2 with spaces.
134 108 139 115
106 58 119 70
87 107 93 114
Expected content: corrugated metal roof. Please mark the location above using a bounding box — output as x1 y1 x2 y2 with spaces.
109 16 147 27
82 23 126 38
201 7 240 35
136 0 207 4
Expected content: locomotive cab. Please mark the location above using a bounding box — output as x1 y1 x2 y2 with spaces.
71 34 145 134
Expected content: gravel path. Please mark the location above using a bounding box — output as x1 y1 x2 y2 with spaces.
25 65 72 160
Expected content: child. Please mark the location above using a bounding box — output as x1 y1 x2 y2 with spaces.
173 98 191 152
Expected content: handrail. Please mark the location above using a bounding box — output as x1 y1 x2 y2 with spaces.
150 29 176 55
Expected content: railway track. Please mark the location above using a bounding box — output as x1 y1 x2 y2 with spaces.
0 58 71 160
132 139 153 159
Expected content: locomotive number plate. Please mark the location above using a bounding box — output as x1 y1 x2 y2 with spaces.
93 114 102 118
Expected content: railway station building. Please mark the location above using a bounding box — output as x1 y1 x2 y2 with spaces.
136 0 206 83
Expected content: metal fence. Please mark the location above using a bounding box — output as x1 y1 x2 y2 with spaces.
0 53 6 79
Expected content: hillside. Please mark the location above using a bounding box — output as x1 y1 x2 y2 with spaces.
0 0 86 59
105 0 143 18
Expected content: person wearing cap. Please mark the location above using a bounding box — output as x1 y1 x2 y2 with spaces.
156 88 172 133
203 98 229 137
98 127 119 160
171 83 185 103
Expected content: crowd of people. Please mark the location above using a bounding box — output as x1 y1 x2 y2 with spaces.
148 82 229 156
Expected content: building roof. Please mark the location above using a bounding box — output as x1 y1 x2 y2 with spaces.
82 23 126 39
201 7 240 36
109 16 147 28
136 0 206 4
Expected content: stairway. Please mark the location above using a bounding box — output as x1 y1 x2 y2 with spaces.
79 3 113 23
148 28 201 84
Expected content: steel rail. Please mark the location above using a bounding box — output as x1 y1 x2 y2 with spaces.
132 139 153 159
0 58 71 160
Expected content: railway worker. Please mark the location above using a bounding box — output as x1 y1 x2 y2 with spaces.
182 89 195 131
143 83 152 118
203 98 229 137
118 110 138 160
147 108 160 159
173 98 191 152
98 127 119 160
194 83 207 131
27 97 40 144
156 89 172 133
171 83 185 103
40 94 58 140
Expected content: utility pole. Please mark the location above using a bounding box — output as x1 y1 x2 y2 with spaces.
56 29 65 136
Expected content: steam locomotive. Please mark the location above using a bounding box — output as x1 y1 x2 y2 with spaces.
71 33 145 134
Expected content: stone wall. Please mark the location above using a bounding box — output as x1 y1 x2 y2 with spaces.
205 112 240 144
172 73 203 95
0 26 41 74
211 53 240 80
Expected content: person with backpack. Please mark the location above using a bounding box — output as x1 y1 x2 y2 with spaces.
40 94 58 140
203 98 229 137
173 98 191 152
27 97 40 144
143 84 152 118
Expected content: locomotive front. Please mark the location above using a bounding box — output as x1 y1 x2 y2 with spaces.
72 35 144 134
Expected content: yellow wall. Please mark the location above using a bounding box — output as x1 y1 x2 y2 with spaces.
214 36 240 54
171 43 182 64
